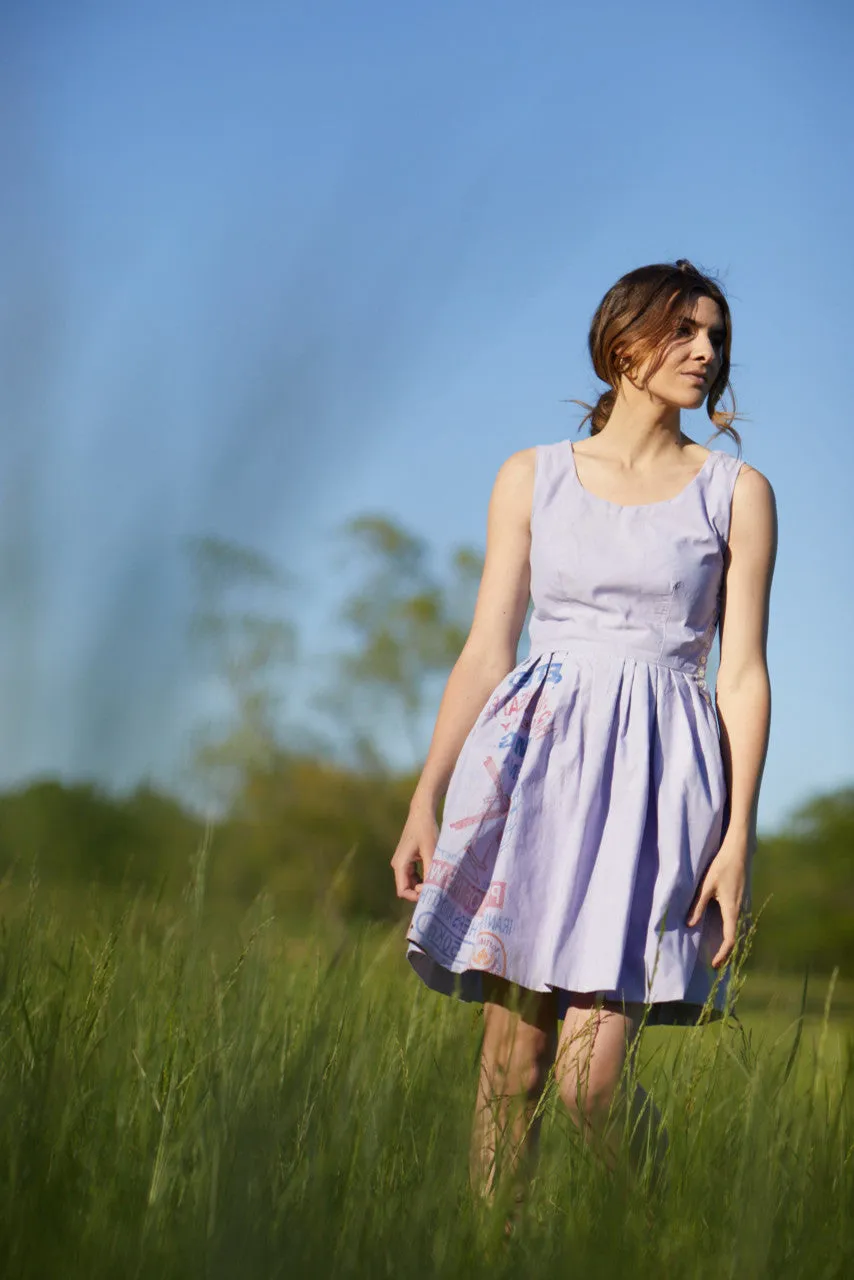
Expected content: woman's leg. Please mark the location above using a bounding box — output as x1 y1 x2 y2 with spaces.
554 994 668 1184
471 975 559 1208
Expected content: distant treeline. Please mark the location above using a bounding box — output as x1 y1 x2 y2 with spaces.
0 768 851 979
1 524 848 979
0 757 411 923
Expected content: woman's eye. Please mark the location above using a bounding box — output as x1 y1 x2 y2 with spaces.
677 323 724 348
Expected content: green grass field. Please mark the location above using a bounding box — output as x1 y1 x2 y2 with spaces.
0 863 851 1279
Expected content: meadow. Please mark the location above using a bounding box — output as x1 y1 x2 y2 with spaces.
0 849 851 1280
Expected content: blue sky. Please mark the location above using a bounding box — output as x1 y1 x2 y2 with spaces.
1 0 852 835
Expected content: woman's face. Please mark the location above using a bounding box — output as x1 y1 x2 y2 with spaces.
626 294 726 408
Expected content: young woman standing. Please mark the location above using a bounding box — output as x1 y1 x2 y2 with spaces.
391 259 777 1207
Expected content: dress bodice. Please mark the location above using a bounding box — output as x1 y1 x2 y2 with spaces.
526 440 745 682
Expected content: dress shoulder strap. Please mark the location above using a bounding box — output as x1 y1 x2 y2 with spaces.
530 440 572 528
704 449 747 550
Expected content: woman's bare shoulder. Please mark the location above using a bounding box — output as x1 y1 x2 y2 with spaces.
499 445 538 474
731 461 776 525
727 461 777 590
733 458 771 485
491 447 537 526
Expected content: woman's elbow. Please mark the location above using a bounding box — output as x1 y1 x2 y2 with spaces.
715 660 770 698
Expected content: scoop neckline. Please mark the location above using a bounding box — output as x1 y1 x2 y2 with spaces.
567 441 718 510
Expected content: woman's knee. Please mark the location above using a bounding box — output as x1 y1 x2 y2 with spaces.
514 1026 554 1098
558 1062 621 1123
483 1020 553 1099
555 1000 638 1122
481 990 556 1100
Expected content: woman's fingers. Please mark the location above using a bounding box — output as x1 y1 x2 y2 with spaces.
686 879 713 928
391 813 438 903
391 838 433 902
711 897 740 968
391 848 420 902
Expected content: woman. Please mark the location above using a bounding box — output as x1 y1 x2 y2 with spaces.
390 259 777 1208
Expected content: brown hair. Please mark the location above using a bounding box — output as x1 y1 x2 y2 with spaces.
570 259 744 452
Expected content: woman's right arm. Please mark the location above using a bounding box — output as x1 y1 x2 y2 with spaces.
391 447 536 902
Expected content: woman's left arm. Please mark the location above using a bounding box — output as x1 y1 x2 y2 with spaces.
686 463 778 965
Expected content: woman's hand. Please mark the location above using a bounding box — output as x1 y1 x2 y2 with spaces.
391 803 439 903
685 831 753 968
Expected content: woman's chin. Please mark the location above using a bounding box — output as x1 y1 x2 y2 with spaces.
676 387 707 409
650 377 708 409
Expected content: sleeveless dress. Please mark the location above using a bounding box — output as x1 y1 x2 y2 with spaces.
405 438 747 1026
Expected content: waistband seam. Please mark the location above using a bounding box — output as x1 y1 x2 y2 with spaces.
525 642 706 679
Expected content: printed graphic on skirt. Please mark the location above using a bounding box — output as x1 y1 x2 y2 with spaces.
410 899 513 976
469 930 507 976
407 656 564 976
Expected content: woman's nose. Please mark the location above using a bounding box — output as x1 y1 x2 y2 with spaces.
695 335 717 363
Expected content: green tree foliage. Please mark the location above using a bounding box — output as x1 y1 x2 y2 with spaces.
0 768 417 924
0 780 200 895
184 534 304 816
207 750 419 921
750 786 854 978
317 514 483 770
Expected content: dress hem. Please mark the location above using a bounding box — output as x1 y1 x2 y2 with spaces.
407 941 731 1028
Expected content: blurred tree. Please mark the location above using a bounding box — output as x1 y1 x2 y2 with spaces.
317 514 483 772
183 535 309 816
749 784 854 978
208 750 419 923
0 778 200 894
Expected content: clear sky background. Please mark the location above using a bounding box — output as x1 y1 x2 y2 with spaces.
1 0 852 835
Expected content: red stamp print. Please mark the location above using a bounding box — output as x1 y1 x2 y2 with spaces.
484 880 506 910
449 756 510 831
531 704 555 740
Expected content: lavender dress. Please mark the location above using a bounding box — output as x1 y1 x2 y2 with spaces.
406 438 747 1025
